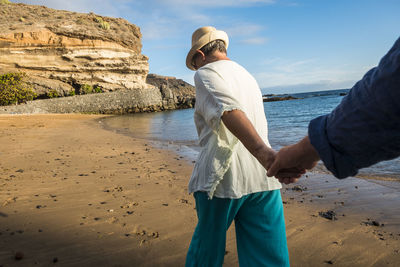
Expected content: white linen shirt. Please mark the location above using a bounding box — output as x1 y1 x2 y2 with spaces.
188 60 282 199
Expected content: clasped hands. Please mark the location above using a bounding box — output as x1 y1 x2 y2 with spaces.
262 136 320 184
220 110 319 184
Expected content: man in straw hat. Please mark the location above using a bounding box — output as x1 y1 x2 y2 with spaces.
185 26 302 267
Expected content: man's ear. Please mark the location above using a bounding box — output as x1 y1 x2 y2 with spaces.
196 49 206 60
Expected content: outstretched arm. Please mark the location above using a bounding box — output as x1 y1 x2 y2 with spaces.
267 136 319 183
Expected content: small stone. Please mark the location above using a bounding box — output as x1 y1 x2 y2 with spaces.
137 230 146 236
15 251 24 260
292 185 306 192
16 169 24 173
151 232 159 238
53 257 58 263
372 221 381 226
319 210 337 221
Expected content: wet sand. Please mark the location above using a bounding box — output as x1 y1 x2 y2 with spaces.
0 114 399 266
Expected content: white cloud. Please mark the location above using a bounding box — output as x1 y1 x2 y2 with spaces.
13 0 131 17
225 24 264 37
275 58 318 72
156 0 275 7
142 23 177 40
261 80 354 94
254 57 369 90
240 37 268 45
225 23 268 45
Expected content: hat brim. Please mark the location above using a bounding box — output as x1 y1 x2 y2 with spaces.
186 30 229 71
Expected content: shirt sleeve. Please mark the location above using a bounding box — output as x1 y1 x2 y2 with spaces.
308 36 400 179
194 67 243 132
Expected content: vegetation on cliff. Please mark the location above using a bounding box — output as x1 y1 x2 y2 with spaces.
0 73 36 106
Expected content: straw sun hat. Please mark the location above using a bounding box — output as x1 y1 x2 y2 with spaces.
186 26 229 70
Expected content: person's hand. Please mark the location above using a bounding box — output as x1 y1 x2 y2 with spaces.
267 136 320 184
254 147 306 183
273 167 306 184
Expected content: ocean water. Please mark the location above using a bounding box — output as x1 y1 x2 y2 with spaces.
102 89 400 179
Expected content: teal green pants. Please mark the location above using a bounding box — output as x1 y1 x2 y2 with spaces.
185 190 289 267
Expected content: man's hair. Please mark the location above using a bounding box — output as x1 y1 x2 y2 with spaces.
200 39 227 56
191 39 227 68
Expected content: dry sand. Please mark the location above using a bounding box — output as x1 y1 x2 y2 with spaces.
0 114 399 266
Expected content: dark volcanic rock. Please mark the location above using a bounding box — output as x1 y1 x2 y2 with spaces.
319 210 338 221
146 74 195 110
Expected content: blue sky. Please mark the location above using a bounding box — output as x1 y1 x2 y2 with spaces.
15 0 400 93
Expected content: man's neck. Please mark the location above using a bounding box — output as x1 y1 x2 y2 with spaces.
205 51 230 65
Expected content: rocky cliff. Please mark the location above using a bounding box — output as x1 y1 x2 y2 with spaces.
0 2 195 113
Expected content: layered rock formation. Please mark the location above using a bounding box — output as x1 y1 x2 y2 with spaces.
0 2 195 114
0 3 148 97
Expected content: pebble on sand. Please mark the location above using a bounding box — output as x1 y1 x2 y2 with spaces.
319 210 337 221
15 251 24 260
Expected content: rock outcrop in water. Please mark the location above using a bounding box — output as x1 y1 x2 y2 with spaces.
0 2 195 114
262 95 299 102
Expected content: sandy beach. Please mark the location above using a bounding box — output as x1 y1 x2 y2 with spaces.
1 114 399 266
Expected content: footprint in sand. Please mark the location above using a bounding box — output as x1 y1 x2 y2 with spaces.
179 199 189 204
107 217 119 224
